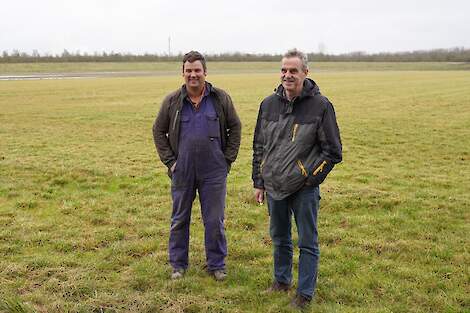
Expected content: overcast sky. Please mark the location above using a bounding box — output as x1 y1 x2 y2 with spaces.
2 0 469 55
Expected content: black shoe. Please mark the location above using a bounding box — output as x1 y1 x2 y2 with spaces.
265 281 291 293
290 294 311 309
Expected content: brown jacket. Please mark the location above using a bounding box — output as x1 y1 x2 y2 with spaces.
153 82 241 173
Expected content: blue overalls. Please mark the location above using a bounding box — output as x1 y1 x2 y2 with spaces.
169 88 228 271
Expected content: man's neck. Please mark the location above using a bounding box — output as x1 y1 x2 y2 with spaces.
187 85 204 98
187 84 205 108
285 89 301 102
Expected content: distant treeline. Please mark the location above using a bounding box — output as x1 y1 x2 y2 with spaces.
1 47 470 63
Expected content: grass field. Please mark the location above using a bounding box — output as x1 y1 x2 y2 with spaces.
1 61 470 75
0 63 469 312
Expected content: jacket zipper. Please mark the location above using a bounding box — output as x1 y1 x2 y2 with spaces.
296 160 308 177
313 160 327 175
172 110 179 131
291 124 299 142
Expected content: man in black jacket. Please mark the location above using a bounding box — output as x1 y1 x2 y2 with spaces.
252 49 342 308
153 51 241 281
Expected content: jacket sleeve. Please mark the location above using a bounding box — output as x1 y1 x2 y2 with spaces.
152 95 176 170
222 93 242 165
307 99 342 186
252 103 265 189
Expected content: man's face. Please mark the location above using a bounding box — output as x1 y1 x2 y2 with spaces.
280 57 308 94
183 60 206 89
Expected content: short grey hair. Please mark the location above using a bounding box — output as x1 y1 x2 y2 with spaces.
283 48 308 71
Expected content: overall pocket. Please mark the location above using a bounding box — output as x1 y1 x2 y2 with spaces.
205 113 220 138
179 114 191 131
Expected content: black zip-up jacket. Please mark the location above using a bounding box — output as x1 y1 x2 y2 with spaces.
153 82 241 174
252 78 342 200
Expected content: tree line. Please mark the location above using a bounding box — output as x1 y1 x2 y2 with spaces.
1 47 470 63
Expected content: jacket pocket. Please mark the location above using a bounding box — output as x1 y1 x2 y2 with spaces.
313 160 327 176
293 121 318 145
296 160 308 177
291 123 299 142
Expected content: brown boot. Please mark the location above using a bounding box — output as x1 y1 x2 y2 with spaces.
265 281 291 293
290 294 311 310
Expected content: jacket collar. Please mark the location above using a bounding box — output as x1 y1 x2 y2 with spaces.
181 81 212 98
275 78 320 102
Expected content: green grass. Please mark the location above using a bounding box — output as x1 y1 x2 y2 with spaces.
0 64 469 312
1 61 470 75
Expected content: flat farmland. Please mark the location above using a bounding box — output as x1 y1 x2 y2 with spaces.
0 63 469 312
2 61 470 75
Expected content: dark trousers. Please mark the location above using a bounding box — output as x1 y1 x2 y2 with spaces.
267 185 320 298
169 160 227 271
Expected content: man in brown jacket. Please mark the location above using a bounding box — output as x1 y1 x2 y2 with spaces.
153 51 241 281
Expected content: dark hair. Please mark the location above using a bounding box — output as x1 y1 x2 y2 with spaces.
182 51 207 72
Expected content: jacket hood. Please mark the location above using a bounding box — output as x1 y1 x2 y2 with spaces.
275 78 320 101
